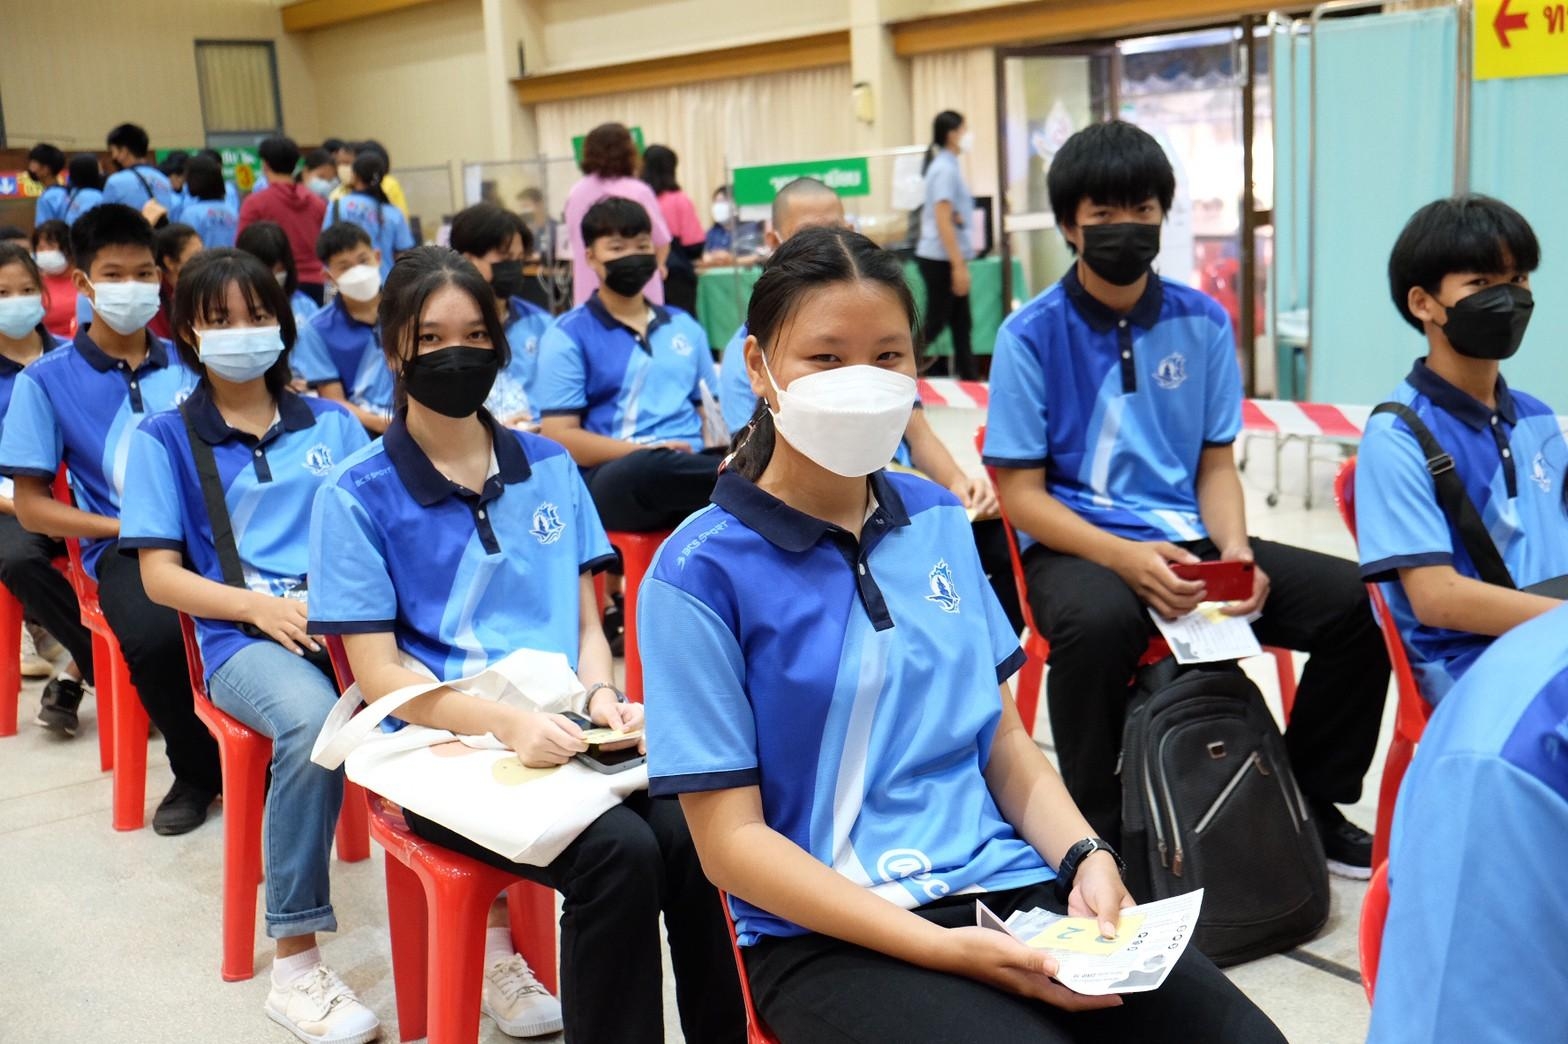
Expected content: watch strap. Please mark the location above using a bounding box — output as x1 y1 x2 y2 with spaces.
1054 837 1125 902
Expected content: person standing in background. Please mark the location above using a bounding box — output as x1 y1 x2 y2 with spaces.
563 122 672 306
26 146 69 225
63 154 105 226
177 155 238 250
102 123 175 215
240 137 329 305
640 145 705 315
324 152 414 282
302 148 339 201
916 110 978 381
30 221 78 338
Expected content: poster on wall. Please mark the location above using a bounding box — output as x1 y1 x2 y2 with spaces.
731 157 873 207
1474 0 1568 80
0 173 37 200
154 147 262 193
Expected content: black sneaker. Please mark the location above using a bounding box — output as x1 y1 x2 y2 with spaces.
602 594 625 658
34 677 84 737
1312 801 1373 880
152 780 216 836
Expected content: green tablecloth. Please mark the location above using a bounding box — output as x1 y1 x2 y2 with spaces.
696 256 1024 358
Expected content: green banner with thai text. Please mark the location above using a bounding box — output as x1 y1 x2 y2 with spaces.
731 157 872 207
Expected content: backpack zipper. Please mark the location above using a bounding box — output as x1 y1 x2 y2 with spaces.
1193 750 1262 834
1144 759 1168 868
1155 734 1185 877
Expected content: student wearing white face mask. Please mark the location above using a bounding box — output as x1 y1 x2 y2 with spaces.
293 223 389 434
30 220 79 338
916 110 979 380
120 249 378 1043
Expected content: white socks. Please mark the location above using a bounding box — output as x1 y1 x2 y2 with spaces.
272 946 323 987
486 926 514 962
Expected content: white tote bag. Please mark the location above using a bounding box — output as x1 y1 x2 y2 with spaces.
311 648 648 866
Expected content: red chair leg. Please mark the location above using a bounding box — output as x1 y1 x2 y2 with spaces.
0 587 21 737
217 734 271 981
1269 647 1297 724
383 854 430 1043
110 644 149 831
426 870 496 1044
1372 736 1413 870
1015 652 1043 736
335 781 370 863
622 565 645 703
92 632 115 771
506 880 558 996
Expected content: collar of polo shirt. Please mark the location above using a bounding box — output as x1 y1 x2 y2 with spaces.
586 293 670 349
709 469 911 553
382 408 532 506
1060 262 1165 333
184 384 317 445
73 327 168 372
1406 358 1518 432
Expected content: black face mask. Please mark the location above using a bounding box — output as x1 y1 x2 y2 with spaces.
1080 223 1162 287
1439 283 1534 361
490 259 525 300
403 346 500 418
601 253 658 297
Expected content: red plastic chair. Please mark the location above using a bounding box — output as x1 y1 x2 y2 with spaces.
323 636 560 1044
718 892 782 1044
604 529 672 702
1358 859 1390 1001
176 613 370 981
1334 459 1432 869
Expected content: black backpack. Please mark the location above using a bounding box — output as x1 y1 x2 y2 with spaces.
1119 658 1330 966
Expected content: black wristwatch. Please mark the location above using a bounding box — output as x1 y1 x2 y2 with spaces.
1054 837 1126 902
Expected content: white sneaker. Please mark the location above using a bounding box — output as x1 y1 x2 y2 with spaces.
265 963 382 1044
482 953 564 1038
19 628 52 679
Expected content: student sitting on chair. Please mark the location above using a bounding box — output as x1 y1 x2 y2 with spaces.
235 220 321 331
644 226 1284 1044
537 197 723 533
982 121 1389 878
308 246 744 1043
120 249 377 1044
292 222 389 434
1355 196 1567 706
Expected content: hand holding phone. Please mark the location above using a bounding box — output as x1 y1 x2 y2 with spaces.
1169 560 1255 603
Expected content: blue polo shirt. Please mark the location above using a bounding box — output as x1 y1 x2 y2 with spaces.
0 329 196 578
102 164 174 212
324 194 413 280
309 414 615 681
65 187 103 225
983 267 1243 547
35 185 70 224
293 296 380 393
643 469 1045 946
1356 360 1568 705
290 289 320 328
0 332 70 500
1367 604 1568 1044
535 295 717 452
118 388 369 680
179 199 238 249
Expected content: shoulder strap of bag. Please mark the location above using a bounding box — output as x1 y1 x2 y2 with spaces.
131 165 156 201
311 674 444 769
1372 401 1516 589
179 400 247 589
332 197 341 224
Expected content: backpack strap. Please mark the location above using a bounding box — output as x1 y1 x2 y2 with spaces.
1371 401 1516 589
331 197 341 224
130 165 157 202
178 400 247 589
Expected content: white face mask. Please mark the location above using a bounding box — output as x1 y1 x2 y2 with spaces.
307 176 336 199
958 131 975 154
197 325 285 383
87 279 161 335
0 295 46 339
333 263 381 302
711 201 734 225
763 358 917 477
34 250 68 276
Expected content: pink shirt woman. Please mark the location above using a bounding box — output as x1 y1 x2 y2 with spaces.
563 125 672 305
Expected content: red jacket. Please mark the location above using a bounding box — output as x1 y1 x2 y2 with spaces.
238 181 329 285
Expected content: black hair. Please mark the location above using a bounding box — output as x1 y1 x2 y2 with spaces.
377 246 511 413
1046 120 1176 230
67 154 104 192
28 144 66 176
155 223 201 272
712 183 732 202
157 150 189 179
449 203 523 259
235 221 298 295
357 139 391 166
106 122 150 158
350 151 391 206
0 226 26 244
316 221 373 264
70 203 155 273
581 196 651 249
322 138 348 154
197 148 223 166
32 219 72 259
924 110 964 173
185 154 226 203
171 248 296 399
0 244 47 335
304 147 333 171
640 145 680 195
729 226 921 481
1387 194 1541 333
258 136 301 179
771 177 839 232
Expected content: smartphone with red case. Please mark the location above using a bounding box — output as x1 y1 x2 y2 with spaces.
1170 560 1255 602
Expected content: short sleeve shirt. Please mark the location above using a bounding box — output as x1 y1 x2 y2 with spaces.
35 185 70 224
325 193 414 280
916 150 975 262
293 296 381 393
982 267 1243 547
180 200 239 249
486 297 554 423
643 469 1047 945
65 188 103 225
102 165 174 211
0 333 69 499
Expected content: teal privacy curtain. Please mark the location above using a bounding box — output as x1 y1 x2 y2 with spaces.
1307 7 1458 404
1471 76 1568 410
1271 27 1312 319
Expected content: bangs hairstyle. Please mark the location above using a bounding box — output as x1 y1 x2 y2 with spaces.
235 221 298 295
581 196 651 248
0 244 46 310
171 248 297 398
729 225 921 481
70 203 154 273
377 246 511 414
32 219 72 257
1047 120 1176 230
1388 194 1541 333
449 203 524 258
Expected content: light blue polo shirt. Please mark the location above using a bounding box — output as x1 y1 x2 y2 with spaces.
535 295 717 452
35 185 70 224
290 289 320 328
0 329 197 578
1367 603 1568 1044
309 414 615 681
102 164 174 212
1356 360 1568 705
0 333 70 500
179 199 238 249
324 193 413 280
983 266 1243 547
293 296 380 393
64 187 103 225
916 150 975 263
643 469 1046 946
118 388 369 680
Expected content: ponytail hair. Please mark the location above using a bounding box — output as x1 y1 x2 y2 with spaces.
351 151 392 207
924 110 964 173
727 225 921 481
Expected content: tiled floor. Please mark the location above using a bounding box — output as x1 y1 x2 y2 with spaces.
0 410 1382 1043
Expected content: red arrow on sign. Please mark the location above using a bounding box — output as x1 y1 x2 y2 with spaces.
1495 0 1529 48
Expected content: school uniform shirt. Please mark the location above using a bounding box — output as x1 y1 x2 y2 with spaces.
179 199 239 249
293 295 381 393
323 193 414 280
0 332 70 500
34 184 70 224
102 164 174 212
118 388 369 681
535 295 716 452
643 469 1047 946
290 289 321 328
916 150 975 263
982 266 1243 549
1366 603 1568 1044
1355 360 1568 705
308 413 615 682
64 187 103 225
0 329 197 578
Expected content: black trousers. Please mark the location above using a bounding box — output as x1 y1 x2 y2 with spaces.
96 544 221 793
745 880 1284 1044
297 281 325 306
973 518 1025 637
406 793 745 1044
0 513 94 685
1023 538 1390 844
915 256 976 381
585 447 721 533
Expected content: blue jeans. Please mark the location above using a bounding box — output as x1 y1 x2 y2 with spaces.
208 640 344 939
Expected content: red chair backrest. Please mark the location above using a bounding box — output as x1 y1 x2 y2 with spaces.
1359 859 1390 1001
717 891 781 1044
175 612 208 700
324 634 355 693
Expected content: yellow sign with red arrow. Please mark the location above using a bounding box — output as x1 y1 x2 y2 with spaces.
1475 0 1568 80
